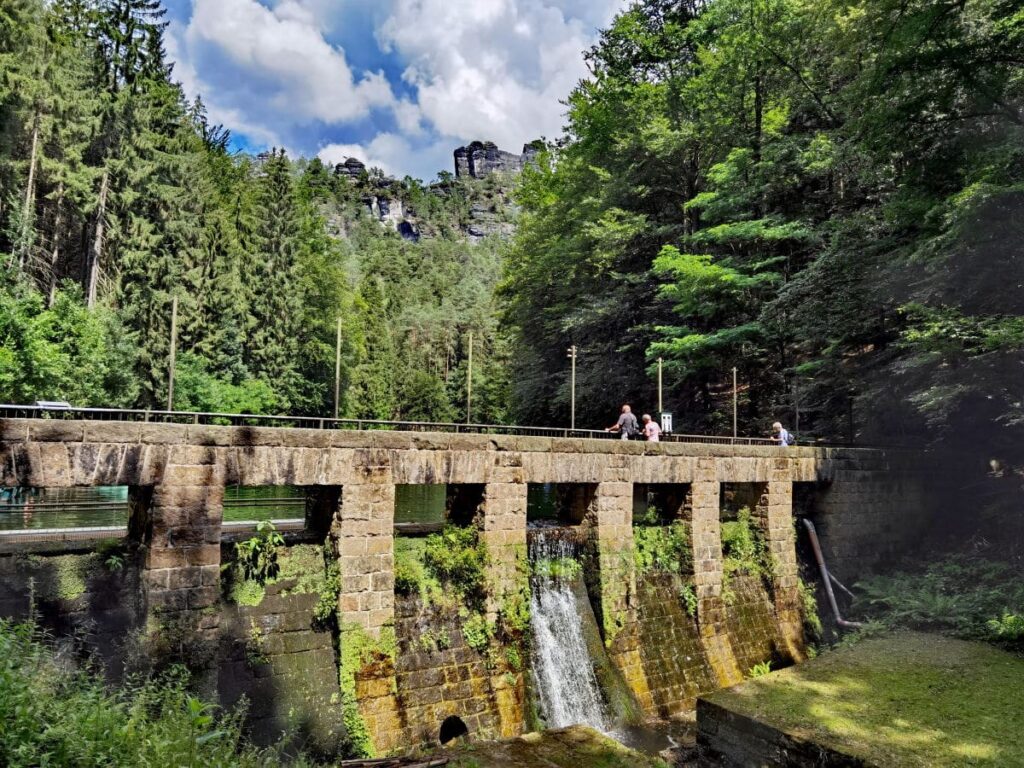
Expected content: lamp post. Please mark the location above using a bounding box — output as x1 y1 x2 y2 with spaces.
567 345 577 431
466 331 473 424
167 296 178 411
732 366 738 440
657 357 663 414
334 317 342 420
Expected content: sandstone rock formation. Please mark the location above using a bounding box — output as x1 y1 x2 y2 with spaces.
333 156 366 181
454 140 541 179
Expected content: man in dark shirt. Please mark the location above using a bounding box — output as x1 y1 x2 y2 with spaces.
606 404 639 440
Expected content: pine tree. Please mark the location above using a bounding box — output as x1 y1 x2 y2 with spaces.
245 149 302 404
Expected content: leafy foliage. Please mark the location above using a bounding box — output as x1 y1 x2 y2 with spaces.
853 554 1024 651
234 521 283 585
0 620 310 767
633 520 693 575
503 0 1024 455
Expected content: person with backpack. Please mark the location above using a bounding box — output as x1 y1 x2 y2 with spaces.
606 404 639 440
772 421 795 447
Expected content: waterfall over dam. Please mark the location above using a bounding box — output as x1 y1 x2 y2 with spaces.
528 527 608 732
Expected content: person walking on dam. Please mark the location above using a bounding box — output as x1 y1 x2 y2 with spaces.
606 404 638 440
772 421 795 447
642 413 661 442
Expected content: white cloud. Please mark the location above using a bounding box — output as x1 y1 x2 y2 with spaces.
319 133 454 181
171 0 399 149
166 0 629 177
377 0 627 148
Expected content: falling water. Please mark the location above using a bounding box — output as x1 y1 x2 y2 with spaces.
528 526 608 732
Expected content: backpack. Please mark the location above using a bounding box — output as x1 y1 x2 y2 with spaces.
785 432 796 446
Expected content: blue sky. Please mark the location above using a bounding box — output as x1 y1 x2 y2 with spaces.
162 0 627 181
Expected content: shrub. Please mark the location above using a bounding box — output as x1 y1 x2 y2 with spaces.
633 521 692 575
721 508 767 577
853 554 1024 650
424 525 488 607
0 620 310 767
235 521 284 584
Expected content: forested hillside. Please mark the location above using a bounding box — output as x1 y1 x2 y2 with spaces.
0 0 509 422
1 0 1022 459
504 0 1024 454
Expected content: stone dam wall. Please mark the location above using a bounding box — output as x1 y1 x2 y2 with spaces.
0 419 932 755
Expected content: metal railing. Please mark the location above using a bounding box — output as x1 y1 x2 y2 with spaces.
0 404 782 446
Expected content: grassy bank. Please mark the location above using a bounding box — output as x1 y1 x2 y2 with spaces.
707 632 1024 767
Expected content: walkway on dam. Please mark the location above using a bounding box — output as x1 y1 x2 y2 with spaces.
0 404 784 445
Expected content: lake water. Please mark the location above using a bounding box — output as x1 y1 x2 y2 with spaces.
0 485 305 531
0 482 562 531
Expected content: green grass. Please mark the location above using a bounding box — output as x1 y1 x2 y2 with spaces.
707 631 1024 767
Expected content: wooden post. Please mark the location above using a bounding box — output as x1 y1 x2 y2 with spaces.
567 345 577 431
732 366 738 440
794 381 800 436
466 331 473 423
334 316 342 420
657 356 663 414
167 296 178 411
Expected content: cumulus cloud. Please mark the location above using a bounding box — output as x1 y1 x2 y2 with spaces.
170 0 399 148
166 0 628 176
377 0 626 148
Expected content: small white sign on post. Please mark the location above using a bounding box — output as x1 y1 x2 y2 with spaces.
660 411 673 434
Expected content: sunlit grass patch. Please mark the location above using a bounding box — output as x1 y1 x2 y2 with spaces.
706 632 1024 767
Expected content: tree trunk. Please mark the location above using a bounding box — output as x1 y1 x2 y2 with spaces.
15 116 40 269
47 183 65 307
87 169 109 308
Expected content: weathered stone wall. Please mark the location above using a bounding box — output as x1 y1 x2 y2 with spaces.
0 419 934 755
696 699 865 767
218 575 345 754
808 450 932 583
386 596 525 750
0 547 143 675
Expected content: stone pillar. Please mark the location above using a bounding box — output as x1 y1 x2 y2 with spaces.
142 445 224 641
688 459 742 685
755 473 805 660
336 475 395 637
482 469 528 739
591 461 636 644
481 481 528 622
335 452 400 757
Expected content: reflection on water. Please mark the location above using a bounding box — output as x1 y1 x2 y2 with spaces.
0 485 306 531
394 484 445 525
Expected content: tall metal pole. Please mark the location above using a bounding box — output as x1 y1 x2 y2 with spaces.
567 345 577 430
657 357 663 414
793 381 800 435
732 366 738 439
167 296 178 411
334 316 342 420
466 331 473 424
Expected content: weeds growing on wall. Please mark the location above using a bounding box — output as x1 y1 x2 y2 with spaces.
720 507 771 605
337 622 397 759
0 620 313 767
852 554 1024 651
394 525 489 610
633 517 692 575
236 521 284 583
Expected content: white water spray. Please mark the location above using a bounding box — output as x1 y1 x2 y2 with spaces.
528 528 608 732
